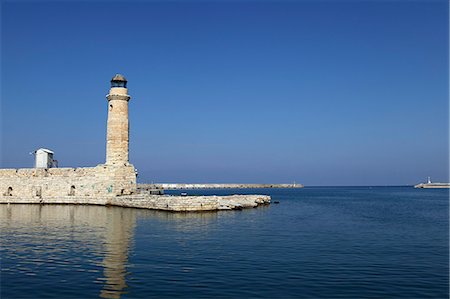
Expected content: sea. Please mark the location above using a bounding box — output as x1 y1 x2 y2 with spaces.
1 187 448 298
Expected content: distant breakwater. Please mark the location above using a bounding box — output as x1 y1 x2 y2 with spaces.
414 183 450 189
139 183 304 190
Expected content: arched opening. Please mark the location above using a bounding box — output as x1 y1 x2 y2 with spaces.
109 104 113 111
6 187 12 196
69 185 75 196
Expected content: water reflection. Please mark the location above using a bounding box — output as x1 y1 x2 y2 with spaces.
0 204 221 299
136 209 219 233
99 208 135 299
0 205 136 298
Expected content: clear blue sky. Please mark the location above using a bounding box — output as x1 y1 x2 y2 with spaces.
1 0 448 186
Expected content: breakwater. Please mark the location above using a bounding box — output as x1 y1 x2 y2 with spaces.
414 183 450 189
140 183 304 190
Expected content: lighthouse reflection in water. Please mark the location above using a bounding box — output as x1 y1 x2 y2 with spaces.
1 205 137 299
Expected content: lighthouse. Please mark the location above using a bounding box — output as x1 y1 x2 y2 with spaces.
106 74 131 165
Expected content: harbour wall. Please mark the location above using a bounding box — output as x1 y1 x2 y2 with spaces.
0 167 272 211
141 183 304 190
0 165 136 199
0 194 271 211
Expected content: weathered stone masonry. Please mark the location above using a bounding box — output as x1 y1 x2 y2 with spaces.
0 165 136 199
0 74 137 200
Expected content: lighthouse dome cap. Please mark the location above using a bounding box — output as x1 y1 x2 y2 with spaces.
111 74 127 82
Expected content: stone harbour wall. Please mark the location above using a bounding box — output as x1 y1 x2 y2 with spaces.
0 164 137 199
0 165 272 212
111 194 271 211
0 193 271 212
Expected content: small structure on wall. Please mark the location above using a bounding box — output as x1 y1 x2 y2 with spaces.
34 148 58 168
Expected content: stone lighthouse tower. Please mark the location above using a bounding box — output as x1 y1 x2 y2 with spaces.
106 74 131 165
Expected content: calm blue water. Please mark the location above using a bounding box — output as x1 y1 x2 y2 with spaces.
1 187 448 298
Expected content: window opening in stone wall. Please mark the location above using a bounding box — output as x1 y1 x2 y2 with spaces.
120 189 125 195
6 187 12 196
109 104 113 111
69 185 75 196
35 187 42 198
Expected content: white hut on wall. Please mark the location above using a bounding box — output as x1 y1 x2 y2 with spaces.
34 148 58 168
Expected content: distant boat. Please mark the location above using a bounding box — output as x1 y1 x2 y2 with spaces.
414 177 450 189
